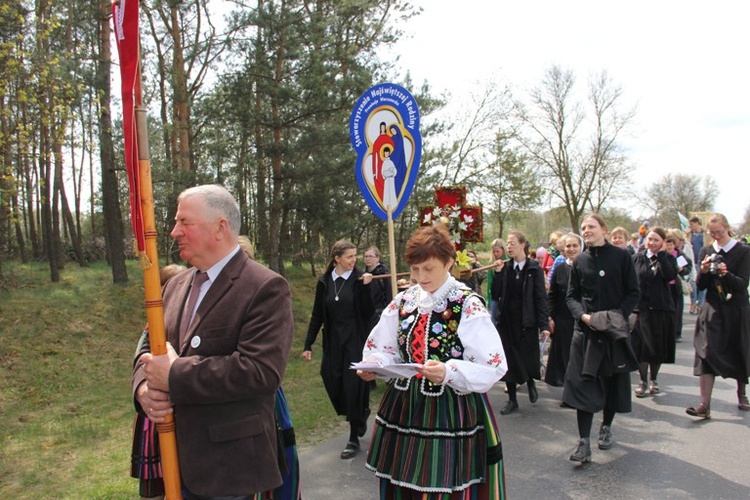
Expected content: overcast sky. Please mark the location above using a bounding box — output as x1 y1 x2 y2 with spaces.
388 0 749 224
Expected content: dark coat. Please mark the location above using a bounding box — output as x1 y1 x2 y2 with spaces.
562 242 640 414
304 267 375 353
582 310 639 379
633 250 677 312
492 259 548 383
133 251 294 496
632 249 678 362
693 242 750 380
566 242 640 322
492 259 549 331
545 262 575 386
367 261 393 328
304 267 375 421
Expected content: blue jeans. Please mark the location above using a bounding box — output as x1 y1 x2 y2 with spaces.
690 283 706 307
490 299 500 326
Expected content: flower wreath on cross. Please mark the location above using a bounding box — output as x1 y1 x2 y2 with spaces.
419 186 483 260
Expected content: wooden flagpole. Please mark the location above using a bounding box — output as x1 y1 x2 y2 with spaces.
135 106 183 499
387 207 398 296
113 2 180 494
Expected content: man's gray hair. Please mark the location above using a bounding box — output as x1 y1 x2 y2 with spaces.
179 184 241 236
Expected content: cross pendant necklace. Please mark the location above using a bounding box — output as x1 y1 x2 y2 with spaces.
333 278 345 301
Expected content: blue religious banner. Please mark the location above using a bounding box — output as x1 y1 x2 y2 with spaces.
349 83 422 220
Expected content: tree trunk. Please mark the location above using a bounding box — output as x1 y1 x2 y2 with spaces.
253 1 269 261
0 96 10 263
11 195 27 262
40 134 59 281
170 4 192 172
36 0 58 281
98 0 128 283
54 138 87 266
20 99 40 259
267 0 287 273
51 118 64 271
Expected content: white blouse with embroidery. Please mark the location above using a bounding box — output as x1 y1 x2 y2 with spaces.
362 275 507 393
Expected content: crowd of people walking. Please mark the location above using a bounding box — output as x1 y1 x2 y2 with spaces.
129 187 749 499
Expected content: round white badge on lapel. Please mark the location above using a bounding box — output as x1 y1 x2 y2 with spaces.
599 270 605 277
191 336 202 349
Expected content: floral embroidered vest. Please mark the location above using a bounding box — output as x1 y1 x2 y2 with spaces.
394 284 477 396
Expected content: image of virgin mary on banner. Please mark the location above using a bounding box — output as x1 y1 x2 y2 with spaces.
349 83 422 221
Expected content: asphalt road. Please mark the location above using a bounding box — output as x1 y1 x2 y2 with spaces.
299 307 750 499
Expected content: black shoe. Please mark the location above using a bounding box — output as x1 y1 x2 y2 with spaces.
500 400 519 415
569 439 591 463
340 441 360 459
528 382 539 403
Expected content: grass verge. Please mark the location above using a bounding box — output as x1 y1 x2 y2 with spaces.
0 261 378 498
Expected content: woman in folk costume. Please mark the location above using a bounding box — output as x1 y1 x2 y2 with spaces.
303 239 374 459
631 227 678 398
563 214 639 463
492 231 550 415
545 233 583 388
358 224 508 499
686 213 750 419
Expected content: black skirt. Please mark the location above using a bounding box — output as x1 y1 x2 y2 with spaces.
544 316 574 387
562 329 632 414
632 309 676 364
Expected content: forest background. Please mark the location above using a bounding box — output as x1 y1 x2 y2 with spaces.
1 2 749 496
1 0 746 286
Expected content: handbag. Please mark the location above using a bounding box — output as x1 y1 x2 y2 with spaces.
680 276 693 295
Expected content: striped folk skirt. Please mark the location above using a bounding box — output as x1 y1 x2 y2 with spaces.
367 381 505 499
130 414 165 498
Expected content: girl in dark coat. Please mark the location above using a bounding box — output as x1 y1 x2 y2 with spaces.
485 238 509 325
563 214 640 463
303 240 375 458
632 227 678 398
363 245 393 330
686 213 750 419
545 233 583 387
666 230 693 343
492 230 550 414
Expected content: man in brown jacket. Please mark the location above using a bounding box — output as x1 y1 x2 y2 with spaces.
133 184 293 499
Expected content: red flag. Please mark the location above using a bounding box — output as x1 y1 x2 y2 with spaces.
112 0 145 252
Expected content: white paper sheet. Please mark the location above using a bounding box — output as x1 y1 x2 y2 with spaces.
350 362 422 379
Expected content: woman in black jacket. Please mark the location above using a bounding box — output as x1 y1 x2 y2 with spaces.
564 214 640 463
545 233 583 388
302 240 374 459
363 245 393 330
492 230 550 415
666 230 693 343
686 213 750 419
632 227 678 398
